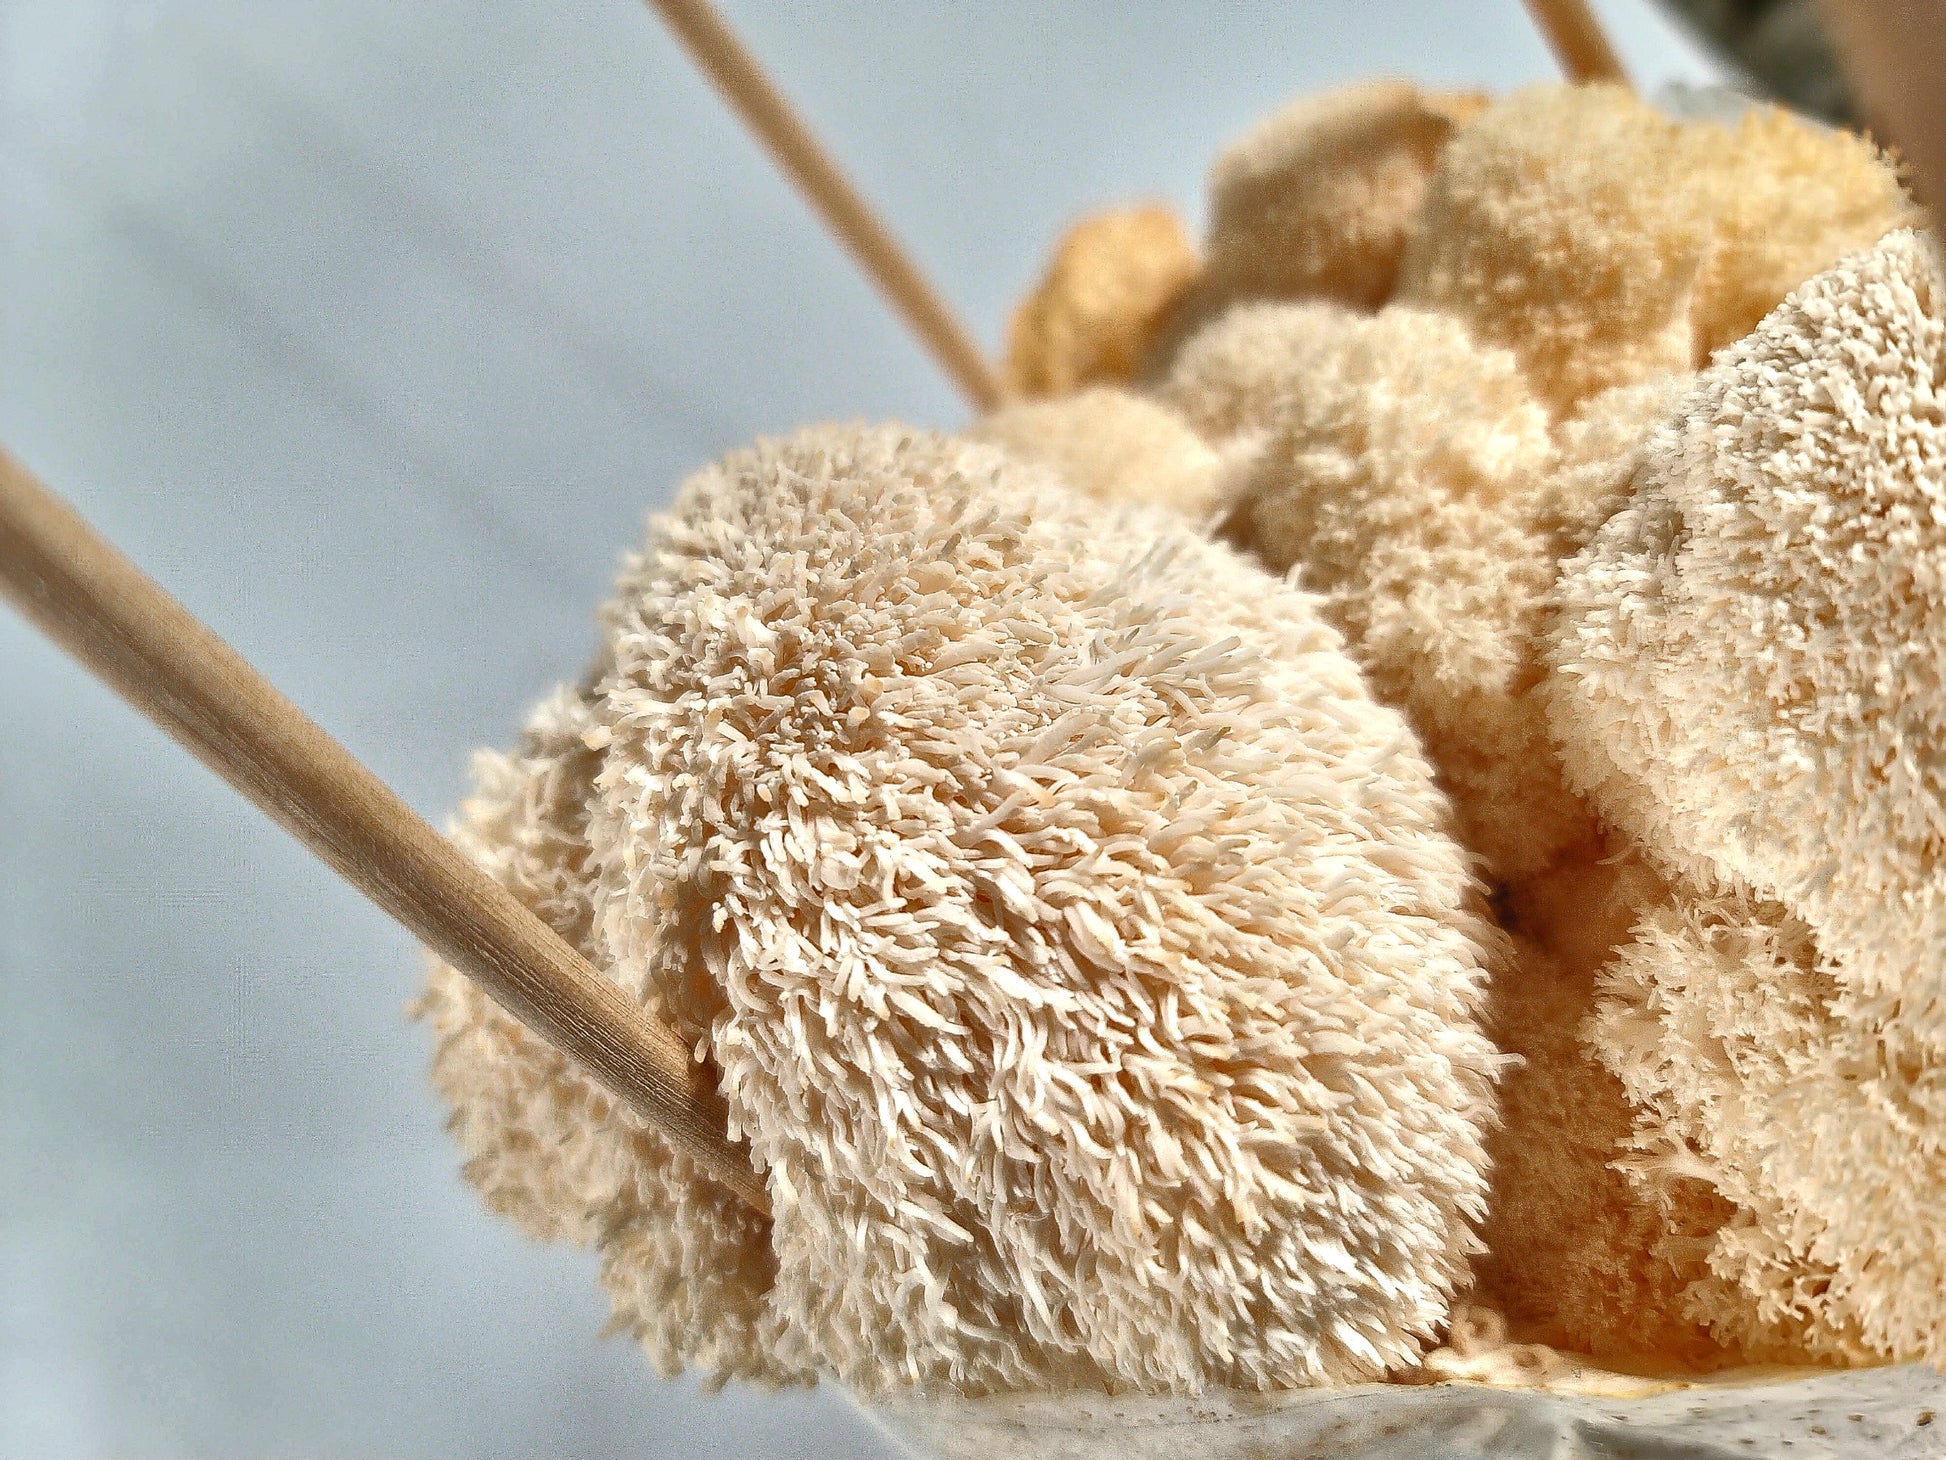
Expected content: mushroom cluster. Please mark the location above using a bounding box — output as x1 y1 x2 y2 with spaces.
421 79 1943 1393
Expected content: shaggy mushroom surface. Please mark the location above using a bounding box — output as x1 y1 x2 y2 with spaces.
425 426 1505 1395
426 79 1939 1392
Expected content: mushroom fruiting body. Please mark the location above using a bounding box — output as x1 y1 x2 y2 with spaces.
1134 79 1924 1371
1553 229 1946 1365
969 387 1229 521
427 77 1942 1394
1003 206 1200 399
426 426 1505 1395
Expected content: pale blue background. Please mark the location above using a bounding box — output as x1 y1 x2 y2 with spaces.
1 3 1725 1455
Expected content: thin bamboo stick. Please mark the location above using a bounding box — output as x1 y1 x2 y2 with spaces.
646 0 1005 413
1522 0 1630 85
0 443 770 1218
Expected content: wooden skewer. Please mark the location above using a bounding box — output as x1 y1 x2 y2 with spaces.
646 0 1005 414
1521 0 1630 86
1820 0 1946 217
0 442 770 1218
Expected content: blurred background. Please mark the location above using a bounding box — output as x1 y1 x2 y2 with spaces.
2 3 1732 1455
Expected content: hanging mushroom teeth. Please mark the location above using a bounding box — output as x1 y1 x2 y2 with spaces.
1157 80 1920 1371
426 424 1507 1396
426 76 1936 1397
1550 230 1946 1366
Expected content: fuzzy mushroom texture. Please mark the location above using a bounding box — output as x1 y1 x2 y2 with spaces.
1588 893 1888 1365
1180 298 1677 883
1145 78 1484 376
1183 80 1486 325
1202 79 1485 312
1547 230 1946 1365
969 387 1230 520
424 423 1509 1399
1681 104 1921 359
1394 85 1917 416
1173 302 1713 1371
1218 303 1582 881
1553 230 1946 1019
1003 204 1201 398
1160 84 1911 456
416 684 804 1387
1470 925 1737 1372
1136 80 1917 1372
1158 300 1350 453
